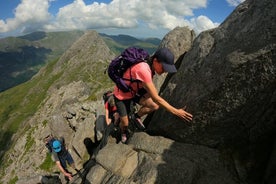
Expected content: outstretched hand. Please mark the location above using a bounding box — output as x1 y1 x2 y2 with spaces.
176 107 193 122
64 172 73 181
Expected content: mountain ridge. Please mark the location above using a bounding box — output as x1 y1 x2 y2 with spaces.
0 0 275 183
0 31 161 92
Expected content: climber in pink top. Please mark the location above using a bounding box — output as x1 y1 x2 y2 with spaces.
113 47 193 143
113 62 153 100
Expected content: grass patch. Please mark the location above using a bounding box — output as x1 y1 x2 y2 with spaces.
42 120 48 127
39 153 55 172
24 128 35 153
7 176 18 184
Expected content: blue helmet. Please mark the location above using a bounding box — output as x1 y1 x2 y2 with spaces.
52 140 62 152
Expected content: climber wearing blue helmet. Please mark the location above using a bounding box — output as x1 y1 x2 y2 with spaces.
52 140 62 152
51 139 76 181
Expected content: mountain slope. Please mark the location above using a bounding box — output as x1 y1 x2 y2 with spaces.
0 30 114 175
100 33 160 55
1 0 275 183
0 31 85 92
0 31 160 92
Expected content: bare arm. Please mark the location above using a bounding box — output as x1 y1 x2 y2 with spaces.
105 108 111 125
143 82 193 122
56 161 73 180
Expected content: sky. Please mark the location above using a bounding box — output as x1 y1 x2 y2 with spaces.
0 0 245 39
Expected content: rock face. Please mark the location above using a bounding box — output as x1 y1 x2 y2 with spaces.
158 26 196 60
149 0 276 183
153 26 195 92
87 133 238 184
1 0 275 184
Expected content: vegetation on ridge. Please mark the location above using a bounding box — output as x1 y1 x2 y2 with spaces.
0 30 160 180
0 58 61 169
0 31 85 92
0 31 160 92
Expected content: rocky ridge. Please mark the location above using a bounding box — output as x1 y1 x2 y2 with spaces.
1 0 275 183
149 0 276 183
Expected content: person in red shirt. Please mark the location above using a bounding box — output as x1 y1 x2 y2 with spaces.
104 94 120 126
113 47 193 143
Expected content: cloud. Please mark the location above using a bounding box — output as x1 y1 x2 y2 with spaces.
226 0 245 7
0 0 52 33
190 15 219 34
0 0 240 38
45 0 210 34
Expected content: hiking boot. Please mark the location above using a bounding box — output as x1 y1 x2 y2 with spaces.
121 133 127 144
134 117 145 130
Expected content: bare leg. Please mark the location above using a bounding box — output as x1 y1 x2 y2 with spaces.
137 94 159 117
113 112 120 126
119 115 129 132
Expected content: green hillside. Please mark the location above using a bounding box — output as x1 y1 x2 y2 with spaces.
0 31 160 169
0 58 61 167
100 33 160 55
0 31 160 92
0 31 85 92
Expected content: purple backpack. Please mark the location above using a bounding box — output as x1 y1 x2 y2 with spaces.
108 47 150 92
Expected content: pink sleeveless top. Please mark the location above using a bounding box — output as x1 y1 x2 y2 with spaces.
113 62 152 100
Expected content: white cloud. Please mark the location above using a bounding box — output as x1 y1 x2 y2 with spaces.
0 0 229 38
189 15 219 34
45 0 209 33
226 0 245 7
0 0 52 33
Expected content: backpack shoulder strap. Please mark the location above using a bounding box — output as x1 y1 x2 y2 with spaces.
108 47 150 92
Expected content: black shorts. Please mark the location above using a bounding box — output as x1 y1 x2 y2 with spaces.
114 88 147 117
